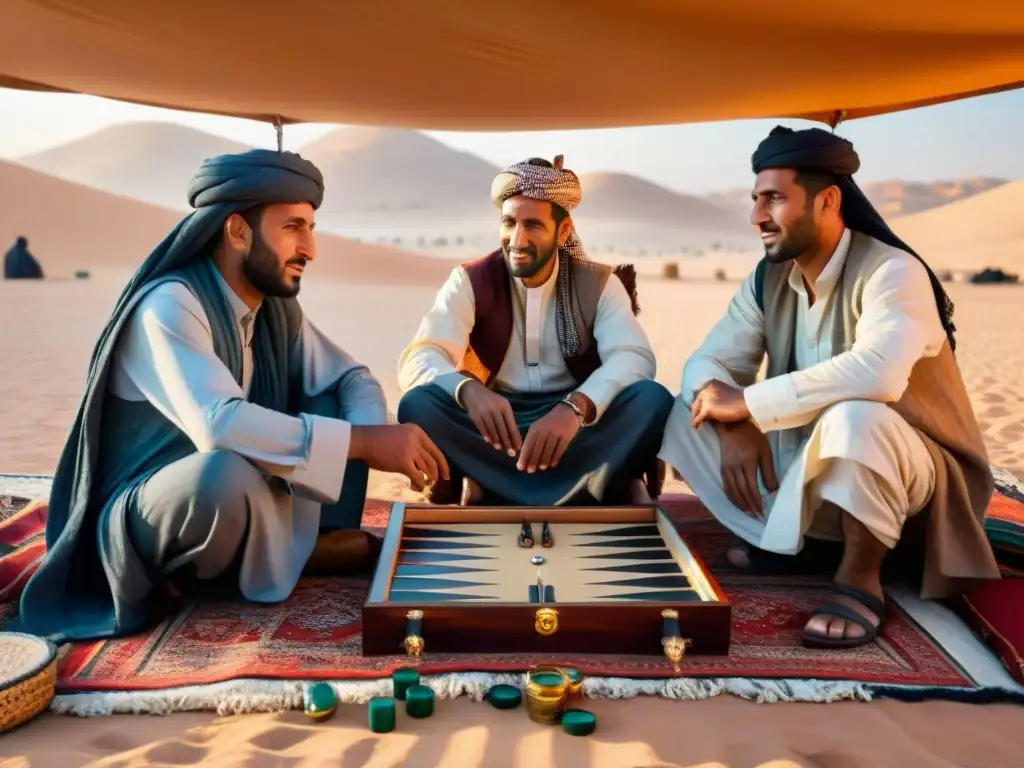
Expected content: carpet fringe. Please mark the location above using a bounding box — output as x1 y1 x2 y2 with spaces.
49 674 875 717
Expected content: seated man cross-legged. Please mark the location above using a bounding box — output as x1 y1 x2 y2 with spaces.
397 155 673 506
658 127 1000 649
13 149 448 643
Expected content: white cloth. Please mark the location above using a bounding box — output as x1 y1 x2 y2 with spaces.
109 267 385 602
397 253 657 422
659 229 945 551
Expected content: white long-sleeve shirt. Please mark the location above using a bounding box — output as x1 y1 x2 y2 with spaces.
108 266 388 503
682 228 948 433
397 254 657 422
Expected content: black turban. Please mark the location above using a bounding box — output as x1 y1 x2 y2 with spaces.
97 148 325 323
752 126 956 351
188 148 324 210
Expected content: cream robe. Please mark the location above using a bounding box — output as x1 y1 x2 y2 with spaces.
659 229 944 553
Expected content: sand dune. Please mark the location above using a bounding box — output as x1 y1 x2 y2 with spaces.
891 178 1024 271
301 126 498 219
0 159 458 285
578 172 745 230
13 122 748 250
706 177 1010 222
866 177 1008 217
17 122 253 211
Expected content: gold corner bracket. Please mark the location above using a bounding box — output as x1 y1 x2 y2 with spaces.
402 609 425 659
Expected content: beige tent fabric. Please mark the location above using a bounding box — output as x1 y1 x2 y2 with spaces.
0 0 1022 130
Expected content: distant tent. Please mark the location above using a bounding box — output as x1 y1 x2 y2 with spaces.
4 236 44 279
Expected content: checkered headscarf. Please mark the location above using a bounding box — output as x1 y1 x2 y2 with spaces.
491 155 589 357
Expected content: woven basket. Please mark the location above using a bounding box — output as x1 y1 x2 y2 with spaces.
0 632 56 733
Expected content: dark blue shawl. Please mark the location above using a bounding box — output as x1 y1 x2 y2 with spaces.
12 149 324 642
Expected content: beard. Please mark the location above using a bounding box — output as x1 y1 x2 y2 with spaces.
242 232 305 298
502 236 558 279
762 210 819 264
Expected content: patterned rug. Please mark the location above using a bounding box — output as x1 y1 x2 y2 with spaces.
4 480 1024 714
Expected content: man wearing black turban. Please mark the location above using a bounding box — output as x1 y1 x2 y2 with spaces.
13 149 448 643
659 127 998 649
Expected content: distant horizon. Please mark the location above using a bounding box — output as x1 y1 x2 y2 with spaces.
1 87 1022 196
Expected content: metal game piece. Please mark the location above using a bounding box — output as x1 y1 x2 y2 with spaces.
541 522 553 547
531 555 545 565
518 520 534 548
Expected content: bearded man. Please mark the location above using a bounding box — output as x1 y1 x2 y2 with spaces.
397 156 672 506
14 149 447 643
659 126 999 649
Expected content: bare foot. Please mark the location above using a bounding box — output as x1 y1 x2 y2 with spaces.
629 478 653 504
460 476 484 505
304 530 382 576
726 541 752 569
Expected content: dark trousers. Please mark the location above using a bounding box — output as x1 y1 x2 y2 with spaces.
121 380 370 598
396 379 674 505
122 451 368 597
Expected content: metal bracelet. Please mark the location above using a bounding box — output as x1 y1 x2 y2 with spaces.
560 396 587 427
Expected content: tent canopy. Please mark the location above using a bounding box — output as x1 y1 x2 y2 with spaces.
2 0 1023 130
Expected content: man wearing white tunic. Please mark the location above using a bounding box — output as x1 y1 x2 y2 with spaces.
397 156 673 506
659 127 999 649
14 150 448 643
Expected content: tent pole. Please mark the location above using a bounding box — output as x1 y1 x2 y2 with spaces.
828 109 847 131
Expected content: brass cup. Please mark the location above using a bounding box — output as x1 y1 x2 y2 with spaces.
565 668 585 699
524 666 570 724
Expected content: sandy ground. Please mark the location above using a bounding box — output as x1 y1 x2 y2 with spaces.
2 270 1021 492
1 269 1023 766
2 697 1023 768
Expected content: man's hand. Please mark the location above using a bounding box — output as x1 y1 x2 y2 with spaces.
350 424 450 492
517 404 581 473
460 380 522 456
691 380 751 428
715 420 779 518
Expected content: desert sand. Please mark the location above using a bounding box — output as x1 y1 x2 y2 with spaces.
1 140 1023 766
2 696 1023 768
3 270 1022 500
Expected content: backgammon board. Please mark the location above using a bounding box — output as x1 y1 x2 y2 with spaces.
362 504 730 665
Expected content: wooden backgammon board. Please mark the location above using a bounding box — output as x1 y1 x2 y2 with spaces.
362 504 731 668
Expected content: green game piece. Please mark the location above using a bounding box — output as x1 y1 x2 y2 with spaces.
405 684 435 718
392 667 420 701
529 671 564 687
561 708 597 736
486 684 522 709
565 668 583 685
304 682 337 721
367 697 396 733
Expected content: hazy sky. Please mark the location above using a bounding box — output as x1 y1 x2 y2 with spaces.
1 86 1021 195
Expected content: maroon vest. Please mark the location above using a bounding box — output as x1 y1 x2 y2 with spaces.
457 250 638 387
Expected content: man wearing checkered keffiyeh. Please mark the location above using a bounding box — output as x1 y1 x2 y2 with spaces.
395 155 674 507
490 156 590 360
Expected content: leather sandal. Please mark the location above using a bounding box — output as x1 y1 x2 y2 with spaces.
801 582 886 649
